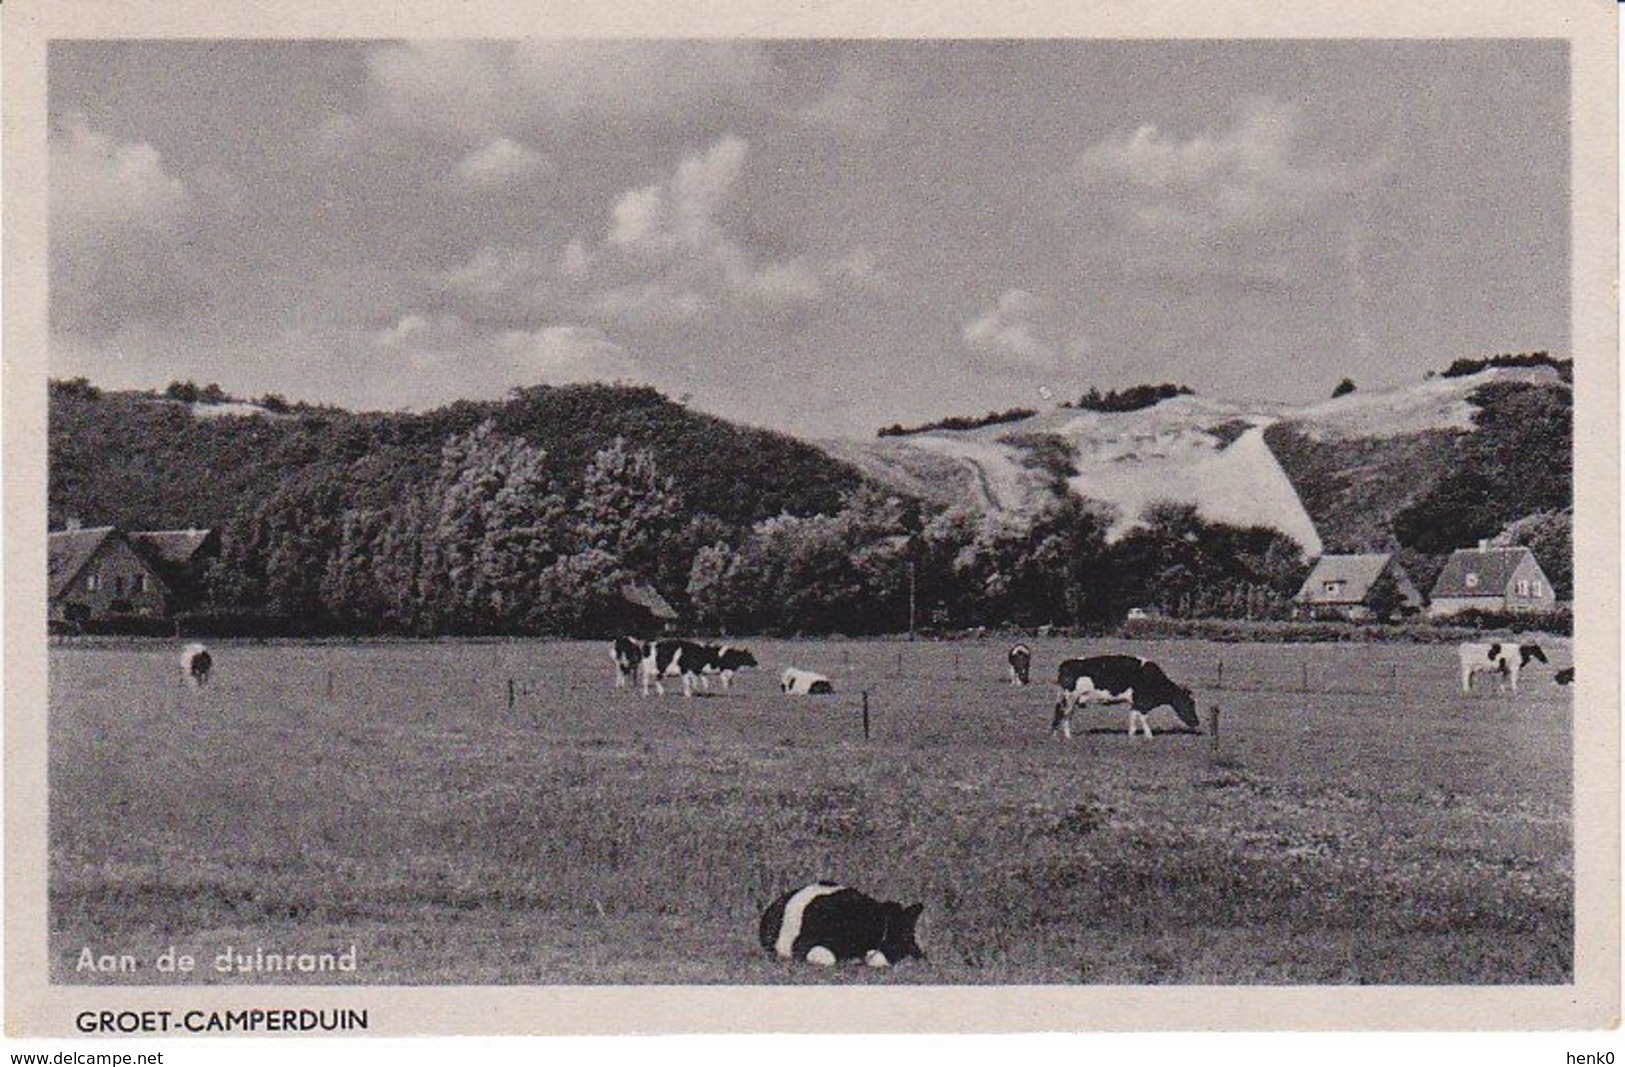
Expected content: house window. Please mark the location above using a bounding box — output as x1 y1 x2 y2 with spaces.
85 573 100 593
115 576 125 596
134 574 148 594
1322 580 1344 596
1533 581 1544 597
1515 580 1529 596
1464 572 1479 589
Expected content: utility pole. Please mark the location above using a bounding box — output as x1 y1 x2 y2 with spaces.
907 560 917 641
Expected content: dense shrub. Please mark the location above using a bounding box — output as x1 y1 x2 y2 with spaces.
1440 350 1571 382
878 407 1037 437
1064 383 1192 413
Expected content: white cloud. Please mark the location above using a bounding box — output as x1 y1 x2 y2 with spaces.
1073 98 1352 235
496 325 643 384
454 137 552 188
362 41 773 139
963 289 1056 367
584 135 836 316
50 112 191 245
591 282 711 325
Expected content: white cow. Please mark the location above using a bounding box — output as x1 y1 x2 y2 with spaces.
1458 641 1548 694
780 668 834 695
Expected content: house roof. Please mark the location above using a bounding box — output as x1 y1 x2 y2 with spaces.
48 526 120 599
1294 553 1396 604
129 528 217 567
1430 546 1543 599
622 583 678 621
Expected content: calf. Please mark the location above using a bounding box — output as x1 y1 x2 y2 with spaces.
759 882 924 967
612 636 648 689
781 668 835 695
1052 654 1198 739
1555 666 1575 686
640 639 712 697
1458 642 1547 695
180 642 213 689
1007 643 1032 686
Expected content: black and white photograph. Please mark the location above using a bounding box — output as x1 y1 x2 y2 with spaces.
4 0 1617 1043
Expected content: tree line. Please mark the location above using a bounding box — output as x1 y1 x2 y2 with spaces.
201 417 1311 637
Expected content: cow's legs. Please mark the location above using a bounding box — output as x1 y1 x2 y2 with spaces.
681 673 694 697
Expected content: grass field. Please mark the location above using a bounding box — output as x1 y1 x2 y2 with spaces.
48 636 1572 985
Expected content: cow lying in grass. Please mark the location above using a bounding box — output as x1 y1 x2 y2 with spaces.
781 668 834 695
1052 654 1198 739
760 882 924 967
1458 642 1547 695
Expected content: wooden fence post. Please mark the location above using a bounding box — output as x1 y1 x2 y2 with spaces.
862 690 871 740
1301 662 1309 692
507 677 516 712
1215 660 1224 690
1209 704 1221 758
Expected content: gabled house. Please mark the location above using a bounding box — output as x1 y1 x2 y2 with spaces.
1293 553 1423 621
49 526 174 625
1427 543 1557 617
620 583 679 632
128 527 221 611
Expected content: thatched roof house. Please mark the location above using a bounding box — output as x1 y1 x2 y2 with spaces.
1293 553 1422 621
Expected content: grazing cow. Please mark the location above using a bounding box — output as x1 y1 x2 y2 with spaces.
640 639 713 697
1458 642 1548 695
1555 666 1575 686
698 644 758 692
612 636 648 689
1007 643 1032 686
759 882 925 967
180 642 213 688
1052 654 1199 739
781 668 835 695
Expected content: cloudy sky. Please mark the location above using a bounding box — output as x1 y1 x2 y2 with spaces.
49 39 1567 438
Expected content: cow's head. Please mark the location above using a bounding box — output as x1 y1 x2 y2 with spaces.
1169 685 1200 730
722 648 759 670
880 902 926 963
1520 643 1548 667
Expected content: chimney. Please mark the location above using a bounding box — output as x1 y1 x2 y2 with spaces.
65 517 82 532
1477 538 1490 551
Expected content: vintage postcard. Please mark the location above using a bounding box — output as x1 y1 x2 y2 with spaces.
4 0 1617 1040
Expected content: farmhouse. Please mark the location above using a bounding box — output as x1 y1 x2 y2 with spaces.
49 526 173 625
1427 543 1557 617
1293 553 1422 621
620 583 678 632
128 527 221 610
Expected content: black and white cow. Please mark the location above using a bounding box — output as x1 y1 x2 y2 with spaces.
1007 643 1032 687
698 644 758 692
781 668 834 695
640 639 714 697
759 882 925 967
1051 654 1199 739
612 636 649 689
1458 642 1548 695
180 642 213 689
